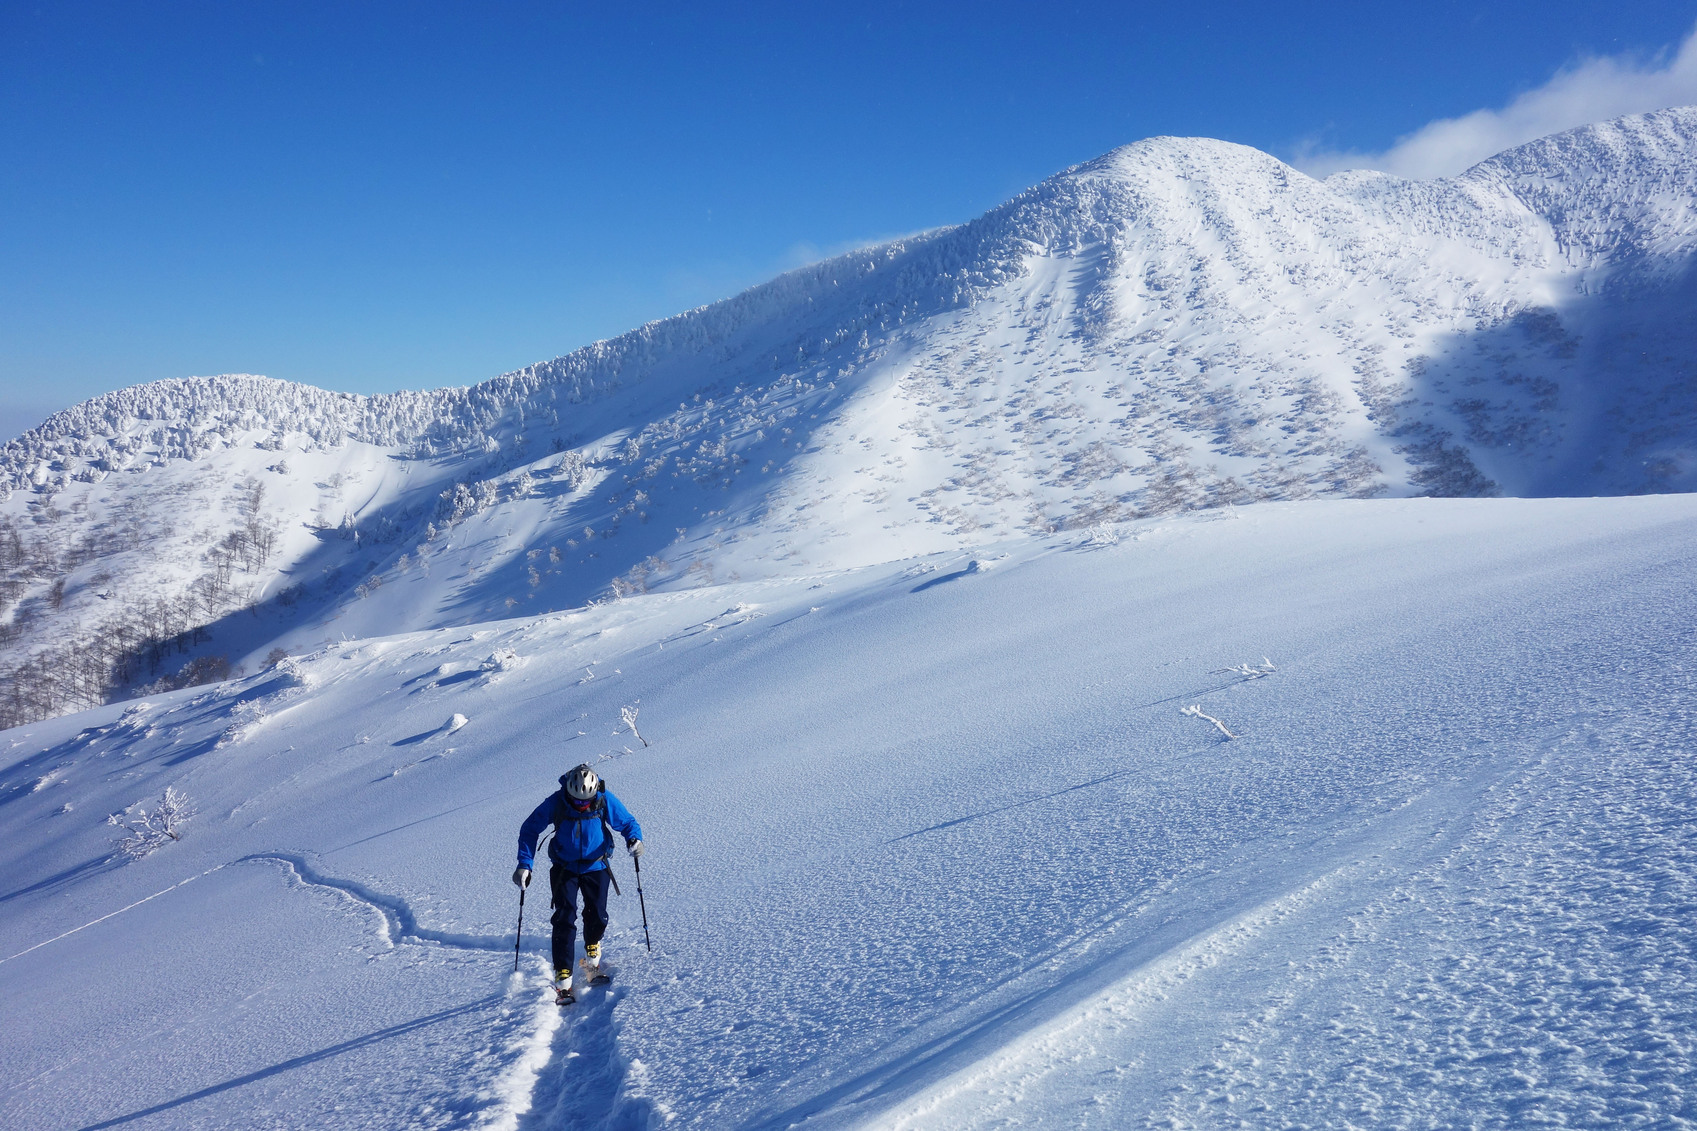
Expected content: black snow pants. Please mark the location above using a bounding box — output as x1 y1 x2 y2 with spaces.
549 864 611 974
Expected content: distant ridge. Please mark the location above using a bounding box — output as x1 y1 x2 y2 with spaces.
3 108 1696 724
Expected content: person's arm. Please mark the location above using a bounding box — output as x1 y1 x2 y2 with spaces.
516 795 555 870
605 791 644 846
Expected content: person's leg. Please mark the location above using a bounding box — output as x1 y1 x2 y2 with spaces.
581 868 611 962
550 866 583 975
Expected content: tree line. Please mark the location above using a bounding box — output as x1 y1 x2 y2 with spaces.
0 481 280 728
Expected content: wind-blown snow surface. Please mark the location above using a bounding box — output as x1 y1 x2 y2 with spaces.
1 496 1694 1129
5 109 1697 703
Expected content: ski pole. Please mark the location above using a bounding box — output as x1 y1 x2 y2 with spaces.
633 855 652 953
513 883 526 973
513 830 552 972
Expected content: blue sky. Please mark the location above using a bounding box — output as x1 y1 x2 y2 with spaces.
3 1 1695 437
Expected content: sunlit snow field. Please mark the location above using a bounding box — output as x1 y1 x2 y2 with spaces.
1 494 1693 1129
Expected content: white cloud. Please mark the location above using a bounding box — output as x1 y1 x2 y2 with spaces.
1296 23 1697 179
778 229 941 272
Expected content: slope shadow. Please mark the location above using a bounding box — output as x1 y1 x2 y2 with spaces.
884 770 1130 844
161 735 222 765
0 855 116 904
74 994 504 1130
1381 267 1697 498
319 791 517 856
911 567 974 593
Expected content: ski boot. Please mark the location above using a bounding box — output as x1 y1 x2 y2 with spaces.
554 969 575 1006
581 941 613 987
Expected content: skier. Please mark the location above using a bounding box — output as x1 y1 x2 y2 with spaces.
513 763 644 1003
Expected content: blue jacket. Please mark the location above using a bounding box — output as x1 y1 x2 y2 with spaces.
517 787 643 873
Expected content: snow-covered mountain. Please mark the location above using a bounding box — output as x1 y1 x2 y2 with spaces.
2 109 1697 1130
4 107 1697 724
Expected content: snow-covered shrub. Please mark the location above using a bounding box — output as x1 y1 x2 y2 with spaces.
267 656 311 690
1080 523 1121 548
481 649 520 673
1211 658 1276 678
1180 704 1237 739
137 653 232 696
112 787 196 859
219 696 270 747
618 702 648 747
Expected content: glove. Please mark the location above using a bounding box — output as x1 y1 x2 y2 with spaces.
512 866 531 889
627 839 644 859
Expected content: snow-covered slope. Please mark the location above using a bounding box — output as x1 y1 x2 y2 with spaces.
0 494 1693 1128
4 109 1697 727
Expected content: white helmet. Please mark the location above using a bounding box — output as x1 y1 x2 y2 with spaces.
562 764 600 801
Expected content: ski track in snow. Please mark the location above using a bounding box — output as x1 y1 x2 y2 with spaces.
241 852 514 953
239 852 607 1130
749 754 1517 1129
873 629 1697 1129
0 846 595 1129
240 849 686 1130
246 849 677 1131
515 981 666 1131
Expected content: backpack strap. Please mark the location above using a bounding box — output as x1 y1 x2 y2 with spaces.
597 780 616 863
